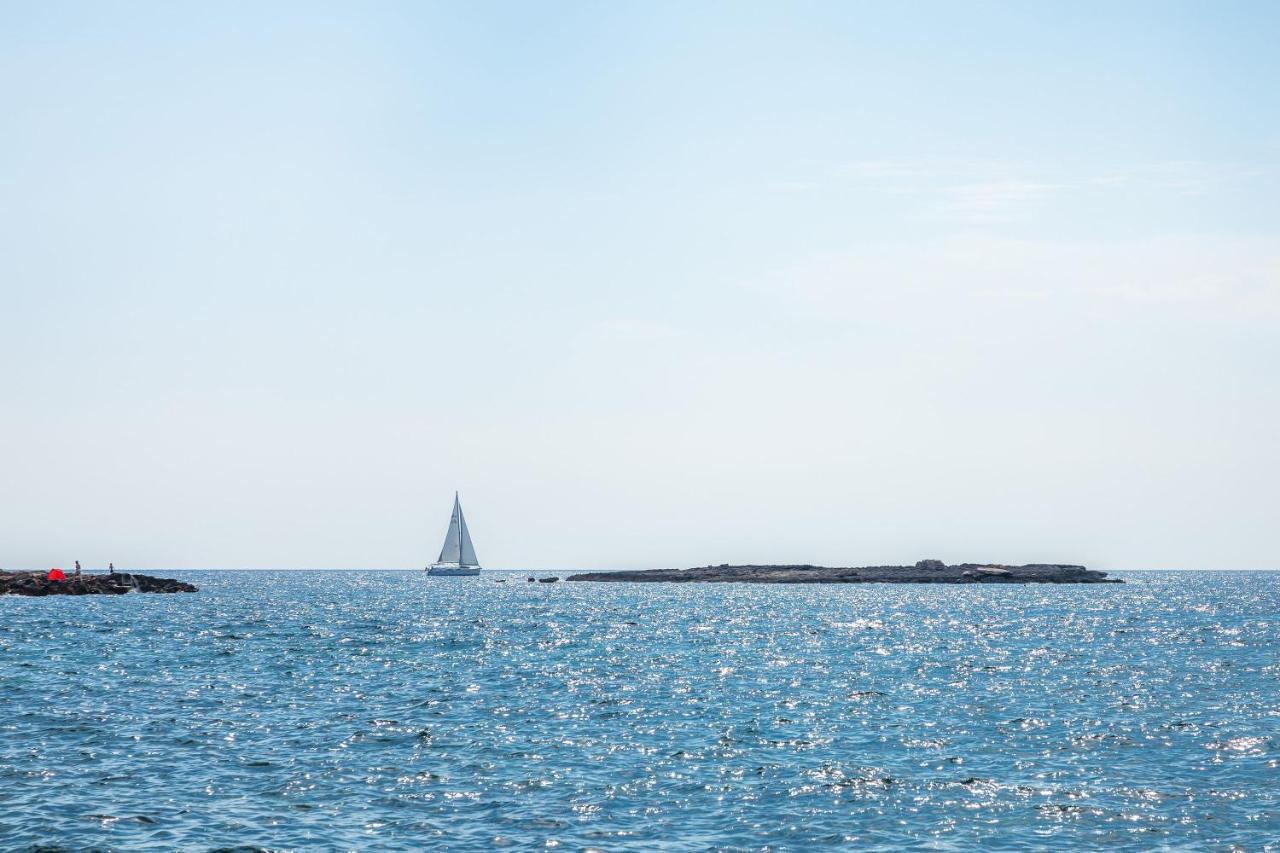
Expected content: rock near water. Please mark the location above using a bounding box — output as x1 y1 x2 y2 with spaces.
566 560 1120 584
0 571 198 596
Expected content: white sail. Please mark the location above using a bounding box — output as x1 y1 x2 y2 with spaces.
434 493 480 568
457 506 479 566
437 499 461 563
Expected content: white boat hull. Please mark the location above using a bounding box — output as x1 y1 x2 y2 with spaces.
426 564 481 576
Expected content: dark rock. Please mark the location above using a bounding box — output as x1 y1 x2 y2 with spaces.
565 561 1120 585
1 571 198 597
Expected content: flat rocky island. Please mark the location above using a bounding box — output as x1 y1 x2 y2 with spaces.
1 570 198 596
566 559 1120 584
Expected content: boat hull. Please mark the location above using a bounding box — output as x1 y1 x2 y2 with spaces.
426 564 481 576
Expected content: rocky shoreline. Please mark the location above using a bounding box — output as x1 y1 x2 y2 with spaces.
566 559 1120 584
1 571 198 596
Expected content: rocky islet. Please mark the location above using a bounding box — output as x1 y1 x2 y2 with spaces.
0 571 198 596
566 559 1120 584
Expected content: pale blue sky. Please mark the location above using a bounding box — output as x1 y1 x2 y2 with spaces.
2 2 1277 569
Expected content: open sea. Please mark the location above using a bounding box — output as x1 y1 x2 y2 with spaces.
1 569 1277 851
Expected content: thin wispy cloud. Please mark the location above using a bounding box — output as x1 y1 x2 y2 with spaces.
937 179 1063 223
827 159 1068 223
809 157 1277 224
765 180 820 193
834 160 959 180
752 233 1280 324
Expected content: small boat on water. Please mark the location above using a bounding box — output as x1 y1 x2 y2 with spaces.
426 493 482 576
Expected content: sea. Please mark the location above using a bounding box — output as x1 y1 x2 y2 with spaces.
1 570 1276 851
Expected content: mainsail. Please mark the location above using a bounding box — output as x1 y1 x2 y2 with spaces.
437 493 479 566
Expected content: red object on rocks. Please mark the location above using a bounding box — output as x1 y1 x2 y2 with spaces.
47 568 66 581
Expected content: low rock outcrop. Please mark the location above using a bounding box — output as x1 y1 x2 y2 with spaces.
0 571 198 596
566 560 1119 584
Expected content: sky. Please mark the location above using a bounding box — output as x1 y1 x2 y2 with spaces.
2 1 1277 570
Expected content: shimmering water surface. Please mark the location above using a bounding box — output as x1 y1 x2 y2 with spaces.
2 570 1277 850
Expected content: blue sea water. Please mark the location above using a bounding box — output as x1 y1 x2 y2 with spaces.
1 570 1277 851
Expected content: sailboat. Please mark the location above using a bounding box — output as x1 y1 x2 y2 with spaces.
426 493 482 576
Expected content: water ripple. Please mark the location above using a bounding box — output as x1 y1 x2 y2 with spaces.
1 570 1278 849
